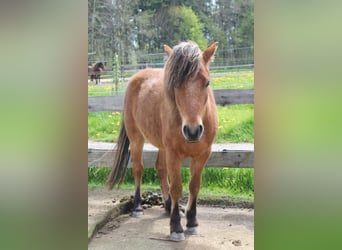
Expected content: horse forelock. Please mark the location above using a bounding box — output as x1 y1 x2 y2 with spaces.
164 42 202 99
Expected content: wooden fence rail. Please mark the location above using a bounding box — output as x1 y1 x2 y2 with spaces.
88 89 254 112
88 142 254 168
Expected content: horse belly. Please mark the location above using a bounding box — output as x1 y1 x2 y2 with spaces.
135 93 163 147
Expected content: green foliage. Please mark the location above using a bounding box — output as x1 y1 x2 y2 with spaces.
166 6 207 49
231 1 254 48
88 167 111 184
88 0 254 65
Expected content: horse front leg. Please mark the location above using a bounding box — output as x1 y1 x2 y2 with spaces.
185 149 211 235
165 150 184 241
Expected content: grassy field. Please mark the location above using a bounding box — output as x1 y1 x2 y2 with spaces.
88 71 254 199
211 71 254 89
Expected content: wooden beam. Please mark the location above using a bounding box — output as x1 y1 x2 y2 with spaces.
88 89 254 113
213 89 254 105
88 142 254 168
88 95 124 112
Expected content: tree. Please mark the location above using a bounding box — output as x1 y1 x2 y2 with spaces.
87 0 254 65
231 1 254 48
88 0 114 61
160 6 207 49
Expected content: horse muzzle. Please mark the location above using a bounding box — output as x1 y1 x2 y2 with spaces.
182 124 204 143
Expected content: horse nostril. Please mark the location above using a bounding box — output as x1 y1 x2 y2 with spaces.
198 124 204 135
182 125 189 137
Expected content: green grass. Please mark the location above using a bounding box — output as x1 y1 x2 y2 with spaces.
88 111 122 142
88 83 126 96
216 104 254 143
210 71 254 89
88 167 254 198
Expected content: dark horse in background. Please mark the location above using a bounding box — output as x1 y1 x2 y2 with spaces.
106 41 219 241
88 62 105 84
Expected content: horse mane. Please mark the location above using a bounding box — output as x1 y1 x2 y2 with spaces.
164 41 201 100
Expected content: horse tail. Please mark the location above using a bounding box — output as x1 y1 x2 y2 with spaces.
106 120 131 190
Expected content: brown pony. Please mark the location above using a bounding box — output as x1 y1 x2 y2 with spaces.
106 41 219 241
88 62 105 84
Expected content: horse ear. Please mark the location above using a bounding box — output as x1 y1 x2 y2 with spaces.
203 42 219 64
164 45 173 57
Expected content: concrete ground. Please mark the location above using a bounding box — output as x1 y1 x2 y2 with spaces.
88 186 254 249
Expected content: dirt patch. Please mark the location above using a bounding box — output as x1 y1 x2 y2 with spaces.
89 205 253 250
88 186 254 249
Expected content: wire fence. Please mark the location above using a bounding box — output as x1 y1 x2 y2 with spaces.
88 46 254 69
88 47 254 96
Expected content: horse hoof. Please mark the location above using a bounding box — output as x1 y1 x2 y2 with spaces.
170 232 185 242
185 227 199 235
131 210 143 218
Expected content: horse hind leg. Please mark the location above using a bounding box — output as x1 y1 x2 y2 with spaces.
155 150 170 213
130 135 145 217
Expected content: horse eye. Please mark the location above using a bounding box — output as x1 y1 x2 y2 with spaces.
205 81 210 88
